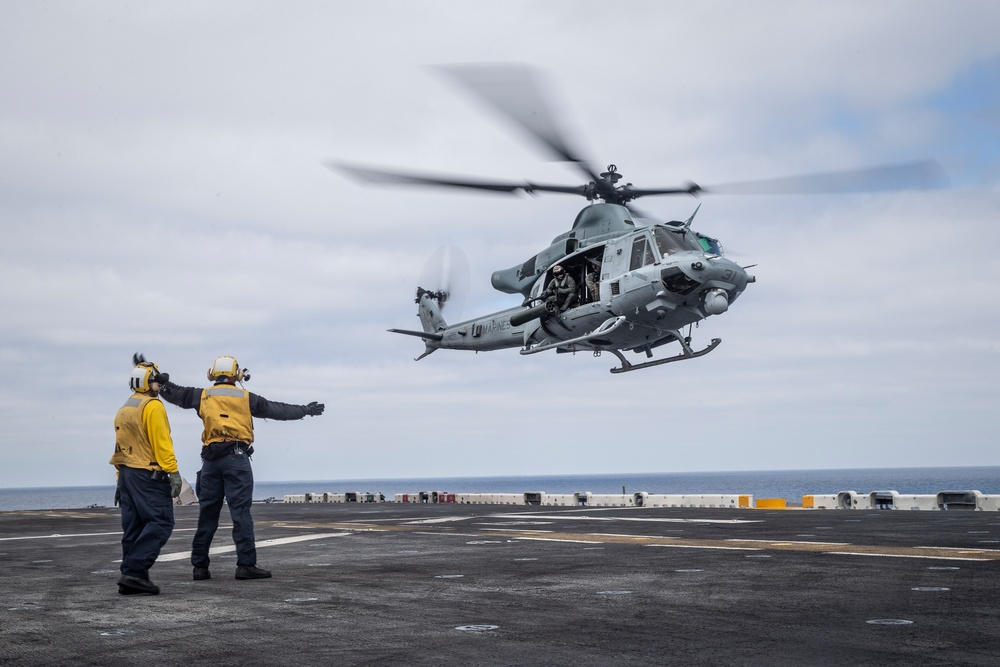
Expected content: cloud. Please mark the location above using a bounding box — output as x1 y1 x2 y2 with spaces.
1 2 999 488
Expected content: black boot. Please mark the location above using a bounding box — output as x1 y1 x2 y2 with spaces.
117 574 160 595
235 564 272 580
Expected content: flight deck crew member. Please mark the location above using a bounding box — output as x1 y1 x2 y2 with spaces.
110 360 183 596
159 356 325 581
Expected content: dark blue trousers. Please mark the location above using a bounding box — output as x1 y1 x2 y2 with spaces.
118 466 175 579
192 449 257 568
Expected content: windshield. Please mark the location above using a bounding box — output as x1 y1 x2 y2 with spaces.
697 234 724 256
652 226 704 257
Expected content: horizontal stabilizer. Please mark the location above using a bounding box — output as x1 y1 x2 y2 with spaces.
388 328 444 342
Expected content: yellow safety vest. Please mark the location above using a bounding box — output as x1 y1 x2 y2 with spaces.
110 393 163 471
199 385 254 446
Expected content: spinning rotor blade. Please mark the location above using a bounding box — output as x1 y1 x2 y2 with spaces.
331 64 948 208
695 160 947 196
435 63 603 184
330 162 588 198
331 159 946 204
624 202 663 224
332 162 525 194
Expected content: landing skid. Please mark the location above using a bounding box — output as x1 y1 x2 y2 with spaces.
608 338 721 374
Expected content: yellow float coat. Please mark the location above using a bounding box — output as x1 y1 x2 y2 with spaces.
110 393 178 473
198 385 254 446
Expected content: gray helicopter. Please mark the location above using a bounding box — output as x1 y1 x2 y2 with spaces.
332 65 943 373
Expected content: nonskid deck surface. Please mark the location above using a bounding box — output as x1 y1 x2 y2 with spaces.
2 503 999 666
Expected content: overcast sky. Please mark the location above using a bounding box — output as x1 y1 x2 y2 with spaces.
2 1 998 488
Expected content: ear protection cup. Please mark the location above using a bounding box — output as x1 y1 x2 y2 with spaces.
131 366 153 392
130 362 160 392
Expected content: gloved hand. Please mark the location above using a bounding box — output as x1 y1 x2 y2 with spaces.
114 485 121 506
169 472 183 499
305 401 325 417
153 371 170 385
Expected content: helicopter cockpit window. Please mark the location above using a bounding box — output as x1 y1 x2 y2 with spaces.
697 234 724 256
653 226 703 257
629 236 655 271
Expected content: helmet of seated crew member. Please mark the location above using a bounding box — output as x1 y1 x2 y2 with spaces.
207 355 247 383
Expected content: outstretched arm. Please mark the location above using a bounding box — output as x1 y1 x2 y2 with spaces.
249 393 325 420
159 381 203 412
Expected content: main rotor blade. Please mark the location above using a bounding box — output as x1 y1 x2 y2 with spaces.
623 184 702 199
329 162 588 197
624 203 663 224
330 162 526 193
434 63 603 184
698 160 948 196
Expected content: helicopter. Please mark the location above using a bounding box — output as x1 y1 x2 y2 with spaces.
331 65 944 374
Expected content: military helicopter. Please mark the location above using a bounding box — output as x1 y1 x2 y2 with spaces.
332 65 943 373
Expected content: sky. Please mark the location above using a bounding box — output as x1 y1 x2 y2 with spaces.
1 1 998 488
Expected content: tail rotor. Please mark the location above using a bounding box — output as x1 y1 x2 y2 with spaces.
417 245 470 320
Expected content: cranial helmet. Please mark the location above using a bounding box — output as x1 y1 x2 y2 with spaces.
130 362 160 393
208 356 246 382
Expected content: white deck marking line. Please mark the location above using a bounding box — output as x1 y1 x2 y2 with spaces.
823 551 990 562
734 539 850 546
492 513 761 525
481 527 554 533
915 545 1000 554
1 528 196 542
334 516 455 523
153 532 351 562
646 544 762 551
514 537 604 544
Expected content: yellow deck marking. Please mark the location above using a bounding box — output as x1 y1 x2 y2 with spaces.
267 521 1000 561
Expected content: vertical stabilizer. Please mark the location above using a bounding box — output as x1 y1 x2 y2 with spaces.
388 288 449 361
417 288 448 334
414 288 448 360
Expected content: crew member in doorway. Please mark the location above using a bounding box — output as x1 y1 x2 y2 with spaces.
545 265 577 312
110 358 183 596
585 260 601 303
159 356 325 581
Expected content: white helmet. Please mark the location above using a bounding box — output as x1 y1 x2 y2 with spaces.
130 362 161 393
207 355 247 382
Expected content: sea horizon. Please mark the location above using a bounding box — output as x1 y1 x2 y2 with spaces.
2 465 999 512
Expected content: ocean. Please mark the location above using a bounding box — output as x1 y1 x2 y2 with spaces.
1 466 998 511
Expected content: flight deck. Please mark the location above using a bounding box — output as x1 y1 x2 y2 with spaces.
2 503 999 666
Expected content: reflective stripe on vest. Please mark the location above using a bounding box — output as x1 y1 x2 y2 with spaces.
199 385 254 446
